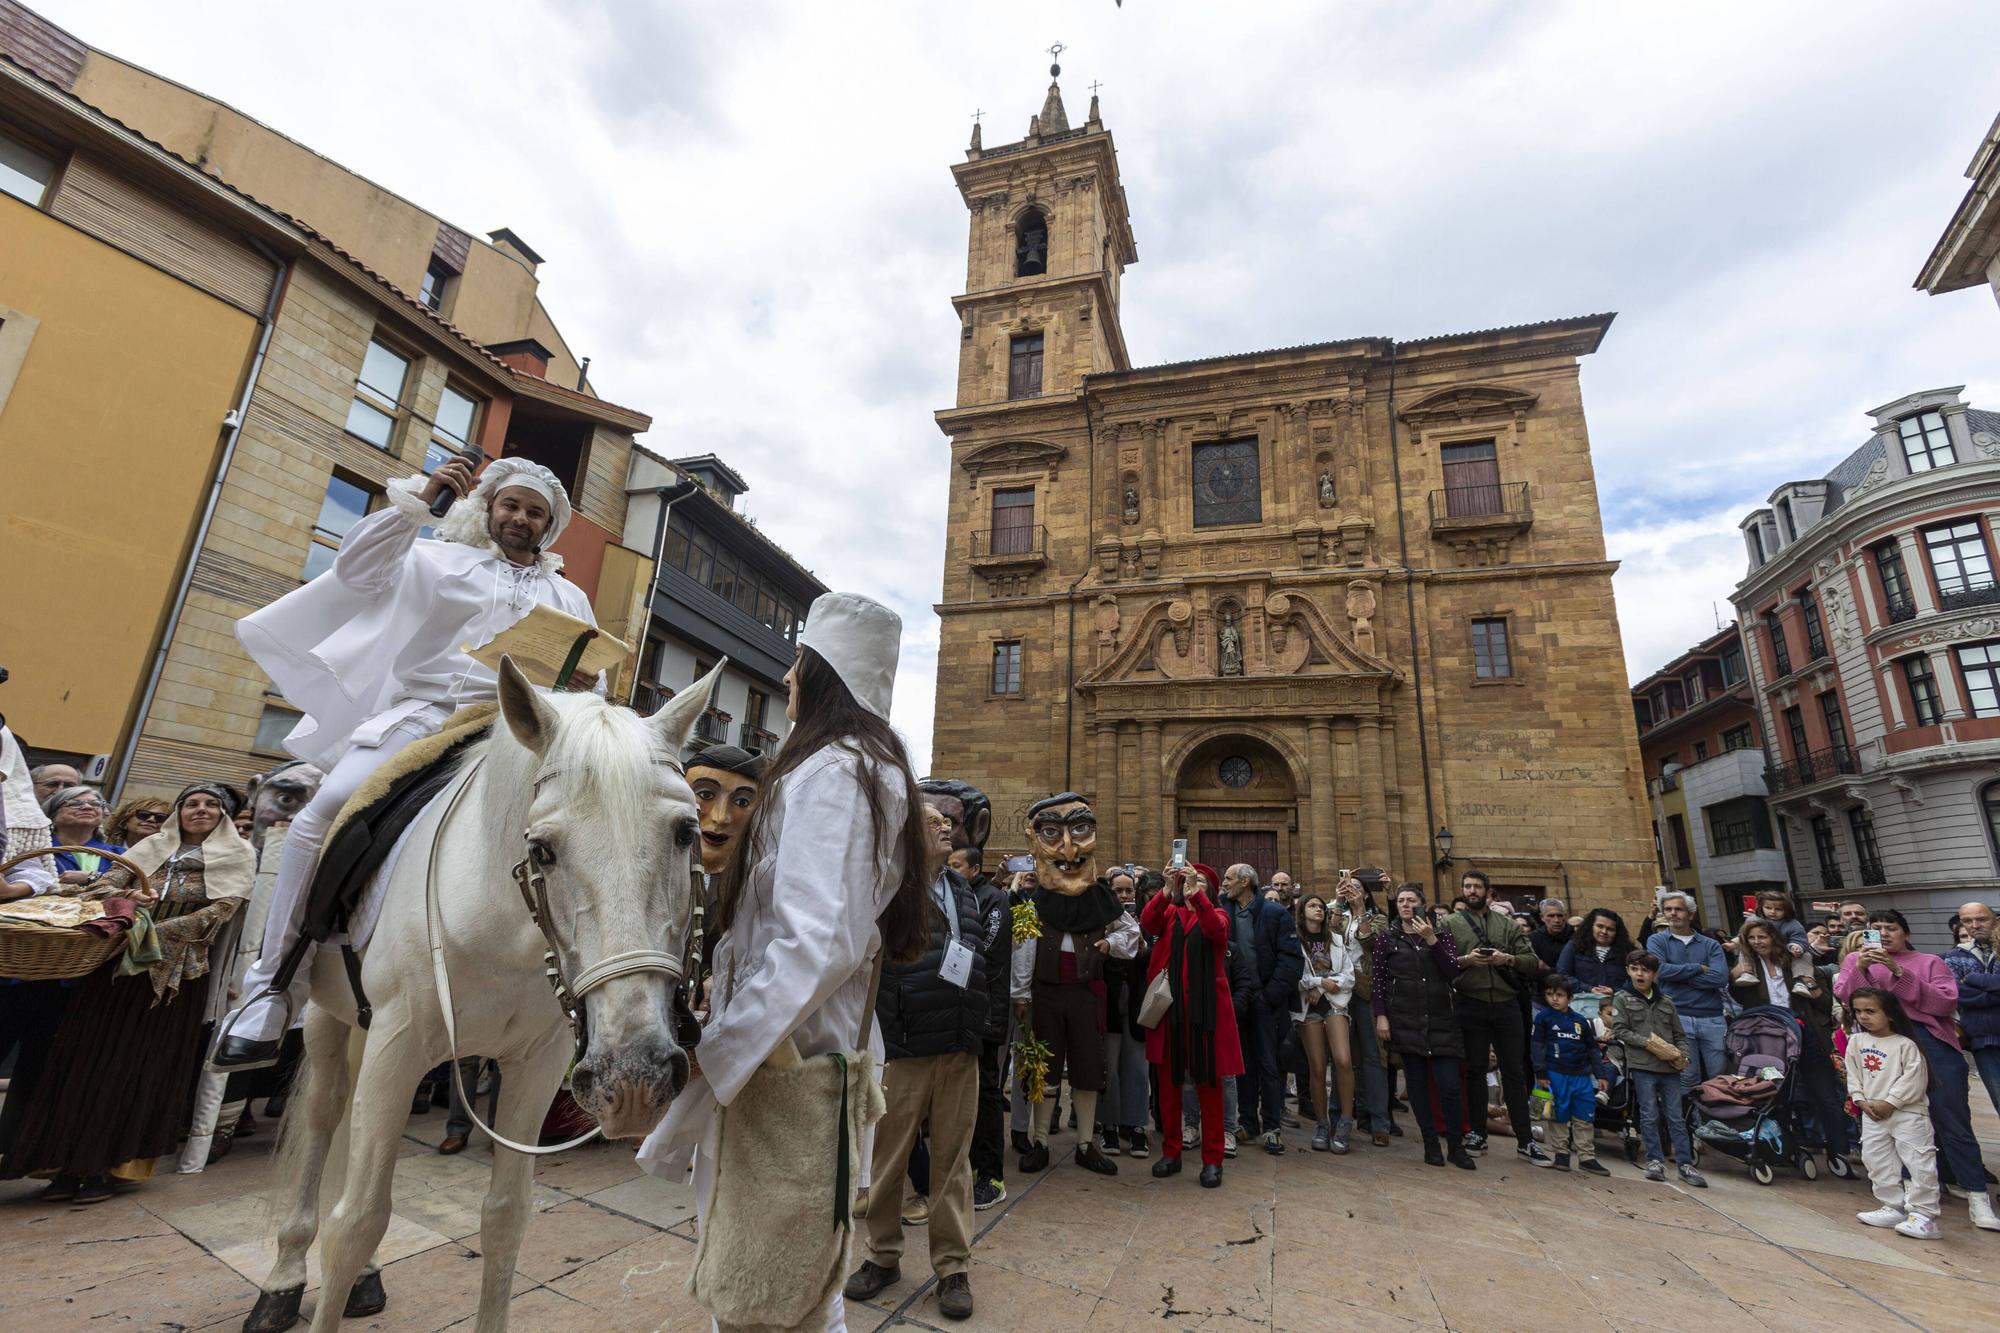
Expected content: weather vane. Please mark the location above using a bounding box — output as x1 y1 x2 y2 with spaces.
1047 41 1065 77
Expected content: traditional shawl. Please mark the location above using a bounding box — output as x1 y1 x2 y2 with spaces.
1165 909 1220 1088
120 808 255 902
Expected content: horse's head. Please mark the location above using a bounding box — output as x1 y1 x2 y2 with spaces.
495 657 723 1140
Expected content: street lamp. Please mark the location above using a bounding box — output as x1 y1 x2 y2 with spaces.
1432 825 1454 870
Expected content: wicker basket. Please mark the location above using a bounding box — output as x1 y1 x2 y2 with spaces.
0 846 152 981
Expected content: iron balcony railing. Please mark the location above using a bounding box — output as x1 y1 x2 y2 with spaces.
1938 577 2000 614
693 709 732 746
1884 591 1919 624
740 723 779 753
1858 856 1888 888
1428 482 1531 526
971 524 1048 560
1765 744 1859 793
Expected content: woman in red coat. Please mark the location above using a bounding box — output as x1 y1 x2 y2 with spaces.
1141 863 1244 1187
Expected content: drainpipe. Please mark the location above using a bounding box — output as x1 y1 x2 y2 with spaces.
111 239 290 799
1062 389 1100 790
1383 339 1444 897
629 478 700 707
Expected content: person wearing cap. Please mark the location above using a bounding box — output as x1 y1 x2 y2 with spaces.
2 783 253 1202
212 455 596 1069
639 592 950 1326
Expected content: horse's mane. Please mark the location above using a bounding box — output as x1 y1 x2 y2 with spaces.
461 692 682 852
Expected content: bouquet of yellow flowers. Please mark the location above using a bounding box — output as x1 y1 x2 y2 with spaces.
1012 1027 1054 1105
1011 899 1042 945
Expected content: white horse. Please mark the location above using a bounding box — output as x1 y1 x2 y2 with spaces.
246 658 716 1333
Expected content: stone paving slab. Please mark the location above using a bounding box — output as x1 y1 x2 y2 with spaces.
0 1100 1995 1330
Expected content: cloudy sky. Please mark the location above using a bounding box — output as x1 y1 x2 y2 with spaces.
44 0 2000 767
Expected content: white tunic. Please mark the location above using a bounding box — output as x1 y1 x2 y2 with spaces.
638 744 906 1180
237 479 595 767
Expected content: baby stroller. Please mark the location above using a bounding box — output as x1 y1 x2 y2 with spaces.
1585 1037 1644 1163
1688 1005 1816 1185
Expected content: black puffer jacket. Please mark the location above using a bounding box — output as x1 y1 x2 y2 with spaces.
969 872 1013 1044
1376 926 1464 1059
876 869 999 1060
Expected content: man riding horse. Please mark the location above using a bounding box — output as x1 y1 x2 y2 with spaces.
214 453 595 1070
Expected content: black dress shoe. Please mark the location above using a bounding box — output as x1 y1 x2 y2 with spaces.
1199 1164 1223 1188
1019 1142 1050 1173
210 1035 282 1072
1075 1143 1118 1176
1151 1156 1182 1178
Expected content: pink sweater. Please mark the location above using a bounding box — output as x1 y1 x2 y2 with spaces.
1833 949 1960 1049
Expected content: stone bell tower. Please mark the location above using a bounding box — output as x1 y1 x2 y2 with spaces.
948 54 1138 408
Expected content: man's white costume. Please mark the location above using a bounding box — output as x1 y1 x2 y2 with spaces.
223 460 594 1049
0 722 55 894
637 591 904 1333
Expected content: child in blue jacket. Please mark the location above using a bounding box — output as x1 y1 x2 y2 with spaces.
1532 975 1611 1175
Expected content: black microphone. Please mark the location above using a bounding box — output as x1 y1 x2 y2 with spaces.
429 443 486 517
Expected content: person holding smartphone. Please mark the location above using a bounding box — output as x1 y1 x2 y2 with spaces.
1335 872 1394 1146
1141 863 1241 1187
1372 885 1474 1169
1441 871 1553 1165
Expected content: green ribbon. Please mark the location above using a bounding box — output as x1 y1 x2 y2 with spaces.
553 630 597 693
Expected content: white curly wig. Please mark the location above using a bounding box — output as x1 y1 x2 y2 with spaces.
388 457 573 570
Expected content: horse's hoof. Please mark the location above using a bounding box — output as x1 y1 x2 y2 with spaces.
343 1269 387 1317
242 1284 303 1333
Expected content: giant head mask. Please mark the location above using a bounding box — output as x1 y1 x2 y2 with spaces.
685 744 768 874
917 778 991 855
1026 792 1098 897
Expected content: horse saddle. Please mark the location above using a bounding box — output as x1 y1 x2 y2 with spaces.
267 703 499 1023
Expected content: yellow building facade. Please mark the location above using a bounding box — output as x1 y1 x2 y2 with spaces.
931 80 1657 914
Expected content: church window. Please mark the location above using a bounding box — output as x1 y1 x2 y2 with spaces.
1471 618 1513 679
1191 439 1261 527
990 487 1035 555
1008 334 1043 399
1015 208 1048 277
1218 756 1253 789
991 641 1023 696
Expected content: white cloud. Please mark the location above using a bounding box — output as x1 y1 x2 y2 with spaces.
39 0 2000 765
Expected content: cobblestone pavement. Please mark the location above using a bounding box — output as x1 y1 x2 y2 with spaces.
1 1095 1995 1331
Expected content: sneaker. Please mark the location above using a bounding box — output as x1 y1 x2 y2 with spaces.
1644 1159 1666 1182
1125 1130 1150 1160
1678 1163 1708 1189
1262 1130 1285 1156
1971 1191 2000 1231
901 1195 930 1226
1857 1205 1906 1229
1553 1152 1572 1172
1222 1131 1238 1159
1280 1111 1301 1129
1310 1121 1331 1152
1463 1132 1488 1154
1578 1158 1611 1177
1182 1124 1199 1150
1330 1117 1352 1155
1098 1129 1121 1156
972 1177 1005 1211
1371 1130 1391 1148
1521 1142 1555 1168
1894 1213 1942 1240
1595 1088 1611 1106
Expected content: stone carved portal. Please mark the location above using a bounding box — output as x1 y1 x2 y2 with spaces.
1177 734 1299 887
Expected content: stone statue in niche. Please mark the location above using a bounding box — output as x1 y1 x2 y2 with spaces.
1122 486 1140 525
1218 614 1243 677
1318 472 1336 508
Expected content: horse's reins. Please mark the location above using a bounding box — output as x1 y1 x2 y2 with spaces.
425 752 703 1156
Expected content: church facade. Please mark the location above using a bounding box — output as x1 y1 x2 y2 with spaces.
930 76 1656 913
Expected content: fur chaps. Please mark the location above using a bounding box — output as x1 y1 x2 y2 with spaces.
689 1051 886 1333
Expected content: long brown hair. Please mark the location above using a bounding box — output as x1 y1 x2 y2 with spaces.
713 648 931 963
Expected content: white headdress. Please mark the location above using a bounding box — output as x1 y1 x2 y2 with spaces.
797 591 901 721
434 457 573 553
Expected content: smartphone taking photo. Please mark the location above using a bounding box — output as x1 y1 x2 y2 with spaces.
1168 838 1188 869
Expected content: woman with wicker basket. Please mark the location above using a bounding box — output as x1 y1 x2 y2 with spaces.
0 783 253 1203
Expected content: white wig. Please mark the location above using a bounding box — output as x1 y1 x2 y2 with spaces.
434 457 574 553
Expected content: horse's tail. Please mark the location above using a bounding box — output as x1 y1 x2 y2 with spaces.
265 1006 355 1231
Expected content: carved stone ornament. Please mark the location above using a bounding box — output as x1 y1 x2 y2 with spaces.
1846 454 1890 498
1218 615 1244 677
1894 614 2000 650
1122 486 1140 525
1318 472 1336 508
1974 430 2000 459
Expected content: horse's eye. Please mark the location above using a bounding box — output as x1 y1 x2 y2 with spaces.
529 839 558 868
673 821 696 850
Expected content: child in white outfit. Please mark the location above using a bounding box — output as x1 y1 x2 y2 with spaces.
1844 987 1940 1239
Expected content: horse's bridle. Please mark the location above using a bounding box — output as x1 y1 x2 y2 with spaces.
425 752 703 1156
511 757 705 1069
